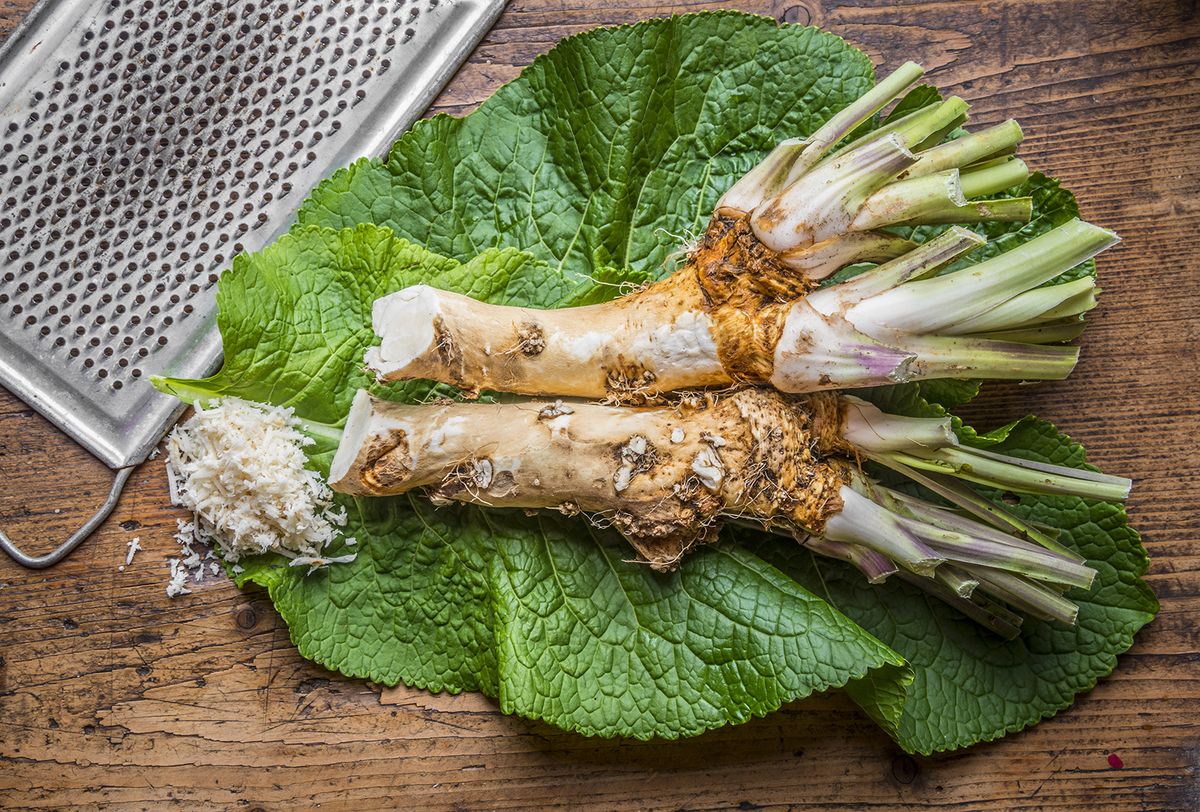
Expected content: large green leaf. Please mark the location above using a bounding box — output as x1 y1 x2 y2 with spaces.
298 12 876 277
156 11 1154 749
156 223 912 740
489 516 910 739
298 15 1083 299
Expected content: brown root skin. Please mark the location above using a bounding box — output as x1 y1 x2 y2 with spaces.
368 215 813 404
689 214 810 385
330 388 850 571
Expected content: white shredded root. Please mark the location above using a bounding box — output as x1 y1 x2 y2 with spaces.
125 536 142 565
163 398 356 596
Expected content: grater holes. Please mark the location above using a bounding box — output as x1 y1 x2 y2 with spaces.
3 0 436 397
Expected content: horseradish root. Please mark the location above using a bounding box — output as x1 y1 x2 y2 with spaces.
364 61 1089 402
330 388 850 567
367 219 1116 400
330 388 1127 635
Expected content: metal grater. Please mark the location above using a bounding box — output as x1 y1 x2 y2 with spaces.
0 0 504 566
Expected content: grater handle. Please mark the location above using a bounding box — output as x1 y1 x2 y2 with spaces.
0 466 135 569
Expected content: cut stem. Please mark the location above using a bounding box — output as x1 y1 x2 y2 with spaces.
784 61 926 185
959 157 1029 197
905 120 1024 178
849 218 1118 335
896 571 1024 639
944 276 1097 334
844 396 1131 502
888 445 1130 501
970 565 1082 625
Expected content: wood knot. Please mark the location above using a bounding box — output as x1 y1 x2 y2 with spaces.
772 0 820 26
891 754 919 785
235 606 259 630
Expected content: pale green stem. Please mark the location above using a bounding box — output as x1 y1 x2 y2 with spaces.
717 138 805 214
804 536 900 583
899 333 1081 381
905 120 1024 177
833 226 985 300
885 196 1033 227
824 485 944 576
869 457 1082 560
824 96 971 167
972 320 1087 344
778 232 917 279
783 61 926 185
896 571 1023 639
895 516 1095 587
851 170 967 231
935 565 980 598
944 277 1096 335
885 446 1130 502
959 157 1029 197
970 565 1082 625
851 218 1118 334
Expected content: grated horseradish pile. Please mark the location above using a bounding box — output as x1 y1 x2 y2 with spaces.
163 398 355 596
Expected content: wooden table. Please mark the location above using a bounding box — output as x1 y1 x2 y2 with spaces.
2 0 1197 809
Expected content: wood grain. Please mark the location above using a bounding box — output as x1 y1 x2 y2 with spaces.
2 0 1198 809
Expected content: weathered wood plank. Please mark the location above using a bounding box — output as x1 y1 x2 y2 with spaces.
2 0 1198 809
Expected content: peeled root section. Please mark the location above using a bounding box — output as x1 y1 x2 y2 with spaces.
330 388 850 569
370 214 802 401
368 272 731 400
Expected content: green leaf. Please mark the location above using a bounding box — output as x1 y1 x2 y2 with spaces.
753 384 1157 754
298 13 875 280
916 379 982 410
156 12 1152 748
489 516 909 739
155 222 911 739
265 495 503 695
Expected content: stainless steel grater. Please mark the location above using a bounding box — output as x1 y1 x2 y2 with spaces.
0 0 505 566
